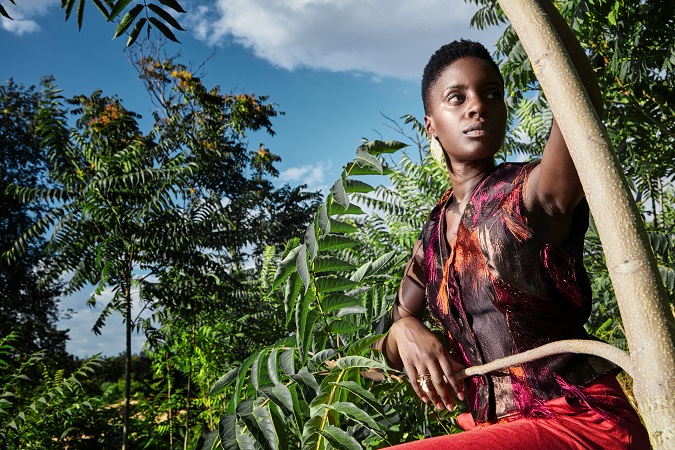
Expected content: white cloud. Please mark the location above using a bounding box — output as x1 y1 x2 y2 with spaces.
278 160 332 192
0 0 57 35
186 0 505 80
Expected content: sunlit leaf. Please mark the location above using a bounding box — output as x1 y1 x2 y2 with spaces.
349 261 371 283
291 368 320 395
369 250 398 274
334 355 389 371
344 179 375 194
355 147 382 173
309 348 337 371
328 401 381 431
159 0 186 13
315 276 359 294
328 319 361 334
279 348 295 376
108 0 133 20
125 17 146 47
309 370 341 415
149 17 180 43
284 273 302 327
209 366 239 395
296 244 310 293
359 139 408 155
63 0 76 21
329 203 365 216
344 161 393 176
313 256 355 273
305 221 318 261
91 0 109 19
318 235 359 252
235 418 257 450
336 306 367 318
148 3 185 30
113 3 143 38
322 294 361 311
317 204 331 235
267 348 279 385
319 425 362 450
301 416 323 450
328 219 358 234
346 334 385 357
269 383 294 412
331 176 349 208
273 245 301 291
252 398 277 450
76 0 85 30
295 284 314 358
219 414 238 450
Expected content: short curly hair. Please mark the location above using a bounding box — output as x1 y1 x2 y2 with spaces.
422 39 503 114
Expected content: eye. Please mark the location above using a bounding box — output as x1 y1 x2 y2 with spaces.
486 89 503 99
446 93 465 103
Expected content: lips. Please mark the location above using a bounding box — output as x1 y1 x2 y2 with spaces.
463 122 488 134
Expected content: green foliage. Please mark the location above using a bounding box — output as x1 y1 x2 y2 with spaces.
0 0 187 47
0 79 68 355
3 49 318 448
0 333 112 449
204 138 465 449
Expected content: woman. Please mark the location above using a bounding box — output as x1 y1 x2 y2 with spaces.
378 1 650 448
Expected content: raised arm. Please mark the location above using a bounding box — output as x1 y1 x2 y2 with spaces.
523 0 603 236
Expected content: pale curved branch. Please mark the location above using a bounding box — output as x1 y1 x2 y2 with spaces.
456 339 634 380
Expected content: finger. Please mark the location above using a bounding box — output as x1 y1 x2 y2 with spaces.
426 364 455 410
405 364 429 404
439 353 465 402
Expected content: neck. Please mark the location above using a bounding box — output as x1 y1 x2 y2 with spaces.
446 158 496 205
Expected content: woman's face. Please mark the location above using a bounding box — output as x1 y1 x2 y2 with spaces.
425 57 507 166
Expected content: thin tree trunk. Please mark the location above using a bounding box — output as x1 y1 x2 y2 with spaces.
183 375 191 450
658 177 665 228
168 351 173 449
122 279 132 450
647 175 659 227
496 0 675 447
183 321 195 450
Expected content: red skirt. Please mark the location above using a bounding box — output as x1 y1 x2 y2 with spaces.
385 375 650 450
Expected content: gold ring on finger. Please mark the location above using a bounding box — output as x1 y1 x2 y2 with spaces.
416 371 431 393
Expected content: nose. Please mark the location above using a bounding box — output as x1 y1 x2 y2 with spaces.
466 96 488 118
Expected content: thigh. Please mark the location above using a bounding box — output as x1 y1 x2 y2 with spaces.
383 419 581 450
384 376 649 450
384 401 643 450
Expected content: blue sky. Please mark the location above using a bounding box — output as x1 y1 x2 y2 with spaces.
1 0 503 357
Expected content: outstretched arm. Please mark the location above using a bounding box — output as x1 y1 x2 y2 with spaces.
523 0 603 239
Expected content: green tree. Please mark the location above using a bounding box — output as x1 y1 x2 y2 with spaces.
0 79 67 355
4 54 318 449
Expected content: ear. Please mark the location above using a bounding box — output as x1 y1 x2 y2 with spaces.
424 115 435 138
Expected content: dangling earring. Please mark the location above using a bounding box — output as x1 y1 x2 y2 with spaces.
429 135 445 170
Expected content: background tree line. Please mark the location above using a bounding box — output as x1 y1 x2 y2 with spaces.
1 0 673 448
